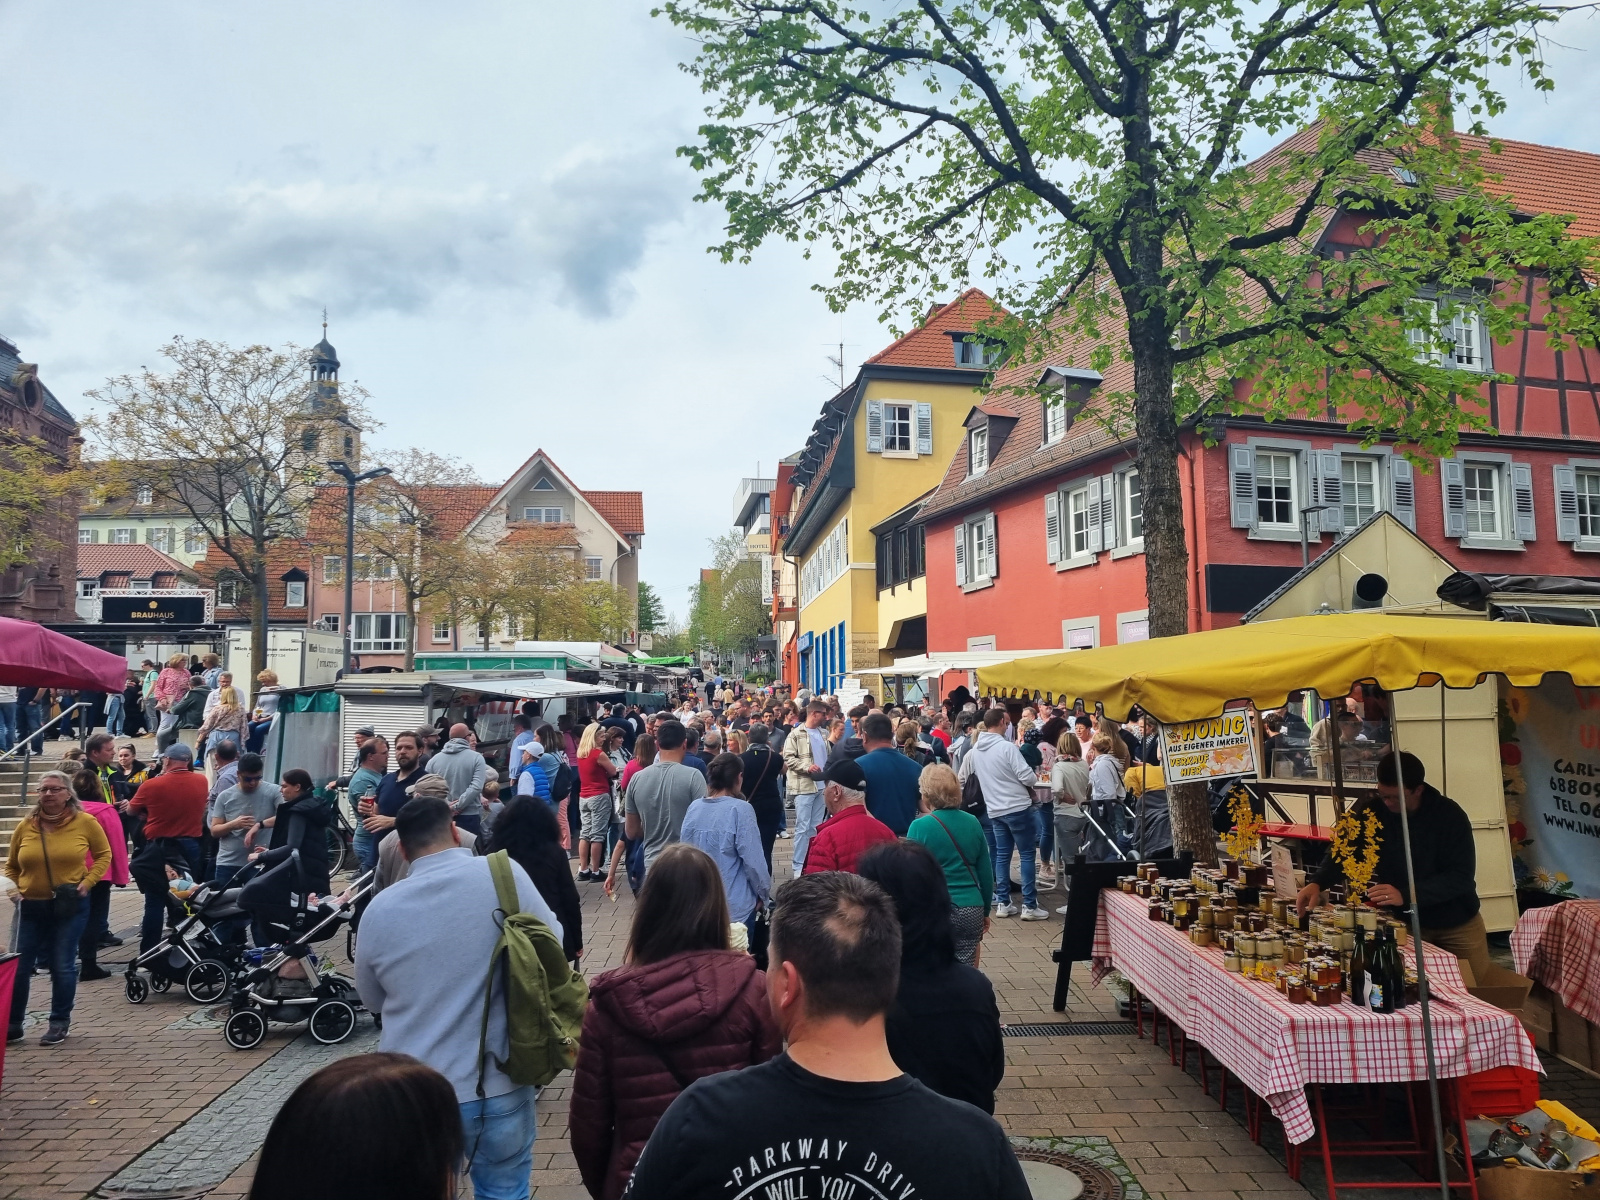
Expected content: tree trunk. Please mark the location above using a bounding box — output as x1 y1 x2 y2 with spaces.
404 590 418 671
249 563 269 700
1132 330 1215 864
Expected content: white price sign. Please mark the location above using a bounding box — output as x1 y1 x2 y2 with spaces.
1158 708 1259 783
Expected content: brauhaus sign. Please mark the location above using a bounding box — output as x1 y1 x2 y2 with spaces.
101 595 208 625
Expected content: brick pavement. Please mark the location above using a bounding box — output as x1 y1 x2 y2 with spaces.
6 794 1585 1200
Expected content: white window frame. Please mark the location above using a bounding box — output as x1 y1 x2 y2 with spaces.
323 555 343 585
1577 468 1600 544
217 580 240 608
1063 616 1100 650
184 525 207 554
960 511 996 590
110 528 135 545
799 518 849 608
77 580 98 599
351 612 409 653
883 403 913 453
1255 451 1299 532
147 526 174 554
1043 399 1068 445
522 506 563 523
584 556 603 581
1066 484 1092 560
78 528 95 545
968 427 989 476
1461 462 1502 539
1340 455 1381 531
432 618 452 643
284 581 307 608
1407 292 1492 373
136 484 153 506
1116 468 1144 551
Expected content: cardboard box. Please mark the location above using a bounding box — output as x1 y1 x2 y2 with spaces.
1524 985 1556 1052
1463 962 1538 1014
1554 1000 1594 1070
1476 1163 1600 1200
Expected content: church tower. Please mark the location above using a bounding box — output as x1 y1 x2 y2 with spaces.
290 315 362 472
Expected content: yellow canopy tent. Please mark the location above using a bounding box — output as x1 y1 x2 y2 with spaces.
976 611 1600 722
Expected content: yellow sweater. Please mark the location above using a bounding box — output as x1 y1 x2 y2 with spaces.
4 812 111 900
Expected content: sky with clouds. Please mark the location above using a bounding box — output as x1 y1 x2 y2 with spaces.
3 1 1598 619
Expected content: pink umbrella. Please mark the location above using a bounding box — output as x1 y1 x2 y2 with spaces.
0 617 130 693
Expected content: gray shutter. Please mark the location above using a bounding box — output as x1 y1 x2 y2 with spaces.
1229 444 1256 528
866 400 884 453
1512 461 1537 541
954 524 967 586
1441 458 1467 538
983 512 997 577
915 402 933 455
1044 492 1062 563
1318 451 1344 532
1554 464 1581 542
1086 476 1104 552
1390 458 1416 531
1100 473 1117 549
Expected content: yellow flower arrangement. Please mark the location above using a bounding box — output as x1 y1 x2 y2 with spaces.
1223 784 1264 864
1330 807 1382 905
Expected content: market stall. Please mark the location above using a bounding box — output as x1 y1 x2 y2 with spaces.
979 613 1600 1200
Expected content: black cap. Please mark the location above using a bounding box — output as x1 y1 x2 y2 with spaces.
823 758 867 792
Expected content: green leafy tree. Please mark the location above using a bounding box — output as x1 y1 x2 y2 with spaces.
636 580 667 633
0 435 82 569
689 531 772 663
658 0 1600 858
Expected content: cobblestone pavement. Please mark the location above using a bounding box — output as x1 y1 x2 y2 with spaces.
0 770 1589 1200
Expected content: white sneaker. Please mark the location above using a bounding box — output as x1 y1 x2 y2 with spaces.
1056 904 1071 915
1020 906 1051 921
993 903 1019 918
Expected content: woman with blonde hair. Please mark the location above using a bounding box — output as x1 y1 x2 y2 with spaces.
152 654 191 742
907 763 993 965
896 719 931 768
5 771 112 1046
197 685 247 760
575 722 618 882
1050 732 1092 903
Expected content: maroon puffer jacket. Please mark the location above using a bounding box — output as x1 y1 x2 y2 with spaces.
568 948 782 1200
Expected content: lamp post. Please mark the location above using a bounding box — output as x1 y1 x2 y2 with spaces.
327 460 392 674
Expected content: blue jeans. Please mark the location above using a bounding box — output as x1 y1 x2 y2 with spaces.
11 895 90 1029
140 838 200 952
1035 804 1055 865
991 808 1038 910
105 695 124 737
791 789 827 874
460 1085 538 1200
0 702 15 751
17 703 44 755
352 827 378 874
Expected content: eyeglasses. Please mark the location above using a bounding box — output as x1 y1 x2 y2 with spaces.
239 775 263 784
37 785 68 795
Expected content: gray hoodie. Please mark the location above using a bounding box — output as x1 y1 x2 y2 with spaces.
963 730 1036 819
427 738 487 818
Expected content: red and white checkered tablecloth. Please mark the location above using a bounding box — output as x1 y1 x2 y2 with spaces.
1512 900 1600 1026
1093 889 1540 1144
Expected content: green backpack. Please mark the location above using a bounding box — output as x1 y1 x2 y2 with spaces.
476 850 588 1093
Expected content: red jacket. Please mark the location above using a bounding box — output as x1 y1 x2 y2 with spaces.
128 769 209 839
569 949 781 1200
802 803 897 875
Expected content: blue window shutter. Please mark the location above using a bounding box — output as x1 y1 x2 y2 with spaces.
866 400 884 453
915 402 933 455
1229 444 1256 528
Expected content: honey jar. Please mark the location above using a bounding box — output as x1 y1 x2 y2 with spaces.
1136 880 1153 898
1213 907 1235 931
1286 976 1308 1004
1334 905 1357 930
1190 926 1213 946
1172 894 1193 920
1223 952 1242 972
1198 905 1216 927
1285 939 1306 964
1313 960 1342 988
1118 876 1136 893
1147 899 1164 920
1139 862 1159 882
1271 898 1291 924
1273 967 1292 993
1234 932 1257 956
1314 984 1341 1006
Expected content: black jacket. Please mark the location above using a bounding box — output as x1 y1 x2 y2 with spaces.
739 747 784 829
268 790 334 895
885 960 1006 1114
1312 784 1479 930
509 843 583 963
172 685 209 730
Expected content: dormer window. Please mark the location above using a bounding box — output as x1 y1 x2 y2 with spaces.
523 507 563 523
951 335 1001 368
136 484 153 506
969 428 989 475
1044 399 1068 445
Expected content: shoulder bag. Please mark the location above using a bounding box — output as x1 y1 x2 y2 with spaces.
930 813 983 895
38 819 85 921
959 754 986 818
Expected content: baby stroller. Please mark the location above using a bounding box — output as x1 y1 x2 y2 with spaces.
221 845 374 1050
124 852 259 1006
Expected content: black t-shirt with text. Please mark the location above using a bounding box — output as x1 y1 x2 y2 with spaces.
623 1053 1032 1200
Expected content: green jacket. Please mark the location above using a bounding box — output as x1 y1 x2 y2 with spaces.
908 809 994 908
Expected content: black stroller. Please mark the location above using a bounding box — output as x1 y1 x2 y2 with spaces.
123 850 260 1005
221 846 374 1050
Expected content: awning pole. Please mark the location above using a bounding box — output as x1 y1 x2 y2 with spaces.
1389 699 1451 1199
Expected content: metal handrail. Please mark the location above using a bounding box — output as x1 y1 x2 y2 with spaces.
0 703 88 767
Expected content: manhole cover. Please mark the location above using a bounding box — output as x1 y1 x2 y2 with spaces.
1012 1152 1125 1200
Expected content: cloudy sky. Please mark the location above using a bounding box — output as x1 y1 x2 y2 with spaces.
4 2 1598 618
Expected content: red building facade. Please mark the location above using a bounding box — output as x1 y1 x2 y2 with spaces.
923 133 1600 659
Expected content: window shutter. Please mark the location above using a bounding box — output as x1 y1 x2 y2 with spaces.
1554 464 1581 542
915 402 933 455
1100 473 1117 549
1390 458 1416 531
1512 461 1537 541
866 400 884 453
1087 477 1104 552
983 512 997 577
1441 458 1467 538
954 524 967 586
1044 492 1062 563
1229 444 1256 528
1317 451 1343 532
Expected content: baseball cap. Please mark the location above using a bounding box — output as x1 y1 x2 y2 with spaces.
160 743 194 764
355 726 377 737
823 758 867 792
522 740 545 759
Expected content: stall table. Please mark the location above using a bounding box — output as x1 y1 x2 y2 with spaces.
1511 899 1600 1025
1092 889 1540 1199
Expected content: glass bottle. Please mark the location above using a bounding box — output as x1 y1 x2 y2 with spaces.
1348 927 1367 1008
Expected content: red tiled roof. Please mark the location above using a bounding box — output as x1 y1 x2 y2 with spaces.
581 490 645 537
420 486 500 538
192 541 312 623
1461 133 1600 239
866 289 1003 369
499 523 581 549
77 543 193 580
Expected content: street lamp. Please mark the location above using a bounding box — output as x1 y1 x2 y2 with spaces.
327 459 392 674
1299 504 1334 568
